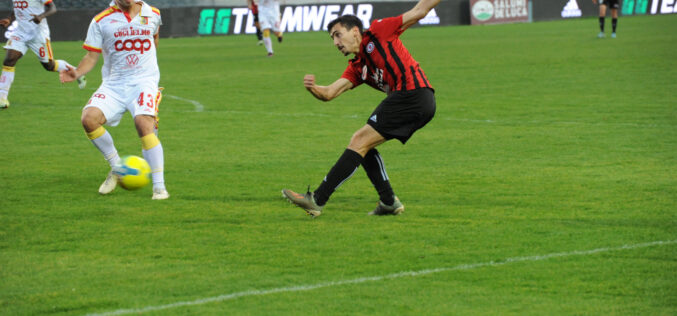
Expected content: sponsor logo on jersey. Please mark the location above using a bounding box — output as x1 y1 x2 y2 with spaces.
115 39 152 54
114 27 152 38
366 42 375 54
13 1 28 9
126 54 139 66
369 115 377 122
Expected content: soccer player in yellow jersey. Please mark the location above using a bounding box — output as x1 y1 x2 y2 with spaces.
60 0 168 200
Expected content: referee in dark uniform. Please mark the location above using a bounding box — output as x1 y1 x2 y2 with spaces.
593 0 619 38
282 0 441 218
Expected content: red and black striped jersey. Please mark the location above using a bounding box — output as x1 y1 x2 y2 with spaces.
341 15 432 94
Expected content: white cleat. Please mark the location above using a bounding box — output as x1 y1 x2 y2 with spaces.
0 97 9 109
152 187 170 200
99 170 117 194
77 75 87 89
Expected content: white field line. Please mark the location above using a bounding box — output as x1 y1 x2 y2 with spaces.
164 94 205 112
85 239 677 316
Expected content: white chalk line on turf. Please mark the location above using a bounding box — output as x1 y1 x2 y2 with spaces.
164 94 205 112
85 239 676 316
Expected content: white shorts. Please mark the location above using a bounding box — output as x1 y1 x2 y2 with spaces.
4 20 52 63
259 11 281 32
84 83 159 127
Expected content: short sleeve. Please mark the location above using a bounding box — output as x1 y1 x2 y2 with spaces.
83 19 103 53
153 9 162 34
368 15 404 39
341 62 363 88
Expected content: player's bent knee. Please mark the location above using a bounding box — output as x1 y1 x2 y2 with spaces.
81 109 106 132
134 115 157 137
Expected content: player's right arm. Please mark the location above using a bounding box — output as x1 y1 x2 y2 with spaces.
304 75 353 102
59 51 100 83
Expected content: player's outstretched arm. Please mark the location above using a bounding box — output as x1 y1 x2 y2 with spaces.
60 51 100 83
401 0 441 30
304 75 353 102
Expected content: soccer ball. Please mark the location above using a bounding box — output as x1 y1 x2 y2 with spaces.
112 155 151 190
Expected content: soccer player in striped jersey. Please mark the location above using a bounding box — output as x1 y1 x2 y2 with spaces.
247 0 264 45
282 0 440 217
0 0 85 109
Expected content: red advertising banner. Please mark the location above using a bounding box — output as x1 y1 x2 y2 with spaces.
470 0 530 25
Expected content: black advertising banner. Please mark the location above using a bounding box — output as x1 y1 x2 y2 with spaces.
0 0 673 41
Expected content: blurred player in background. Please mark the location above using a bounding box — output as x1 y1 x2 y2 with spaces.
593 0 619 38
282 0 440 217
0 0 85 109
59 0 169 200
247 0 264 45
257 0 283 56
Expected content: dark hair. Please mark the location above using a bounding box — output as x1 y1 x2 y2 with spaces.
327 15 363 34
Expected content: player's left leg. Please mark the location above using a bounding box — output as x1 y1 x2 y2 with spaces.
133 88 168 200
611 8 618 38
262 28 274 56
361 148 404 215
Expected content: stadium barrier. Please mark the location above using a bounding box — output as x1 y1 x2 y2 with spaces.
0 0 673 42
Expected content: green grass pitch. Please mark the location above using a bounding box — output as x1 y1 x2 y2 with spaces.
0 14 676 315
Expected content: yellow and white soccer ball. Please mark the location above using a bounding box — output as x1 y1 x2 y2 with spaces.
112 155 151 190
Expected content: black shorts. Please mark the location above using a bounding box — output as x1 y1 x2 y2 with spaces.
367 88 436 144
601 0 620 9
254 13 259 23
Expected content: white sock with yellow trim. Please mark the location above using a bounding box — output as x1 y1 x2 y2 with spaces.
0 66 16 99
141 133 165 190
263 29 273 54
54 60 73 72
86 126 120 167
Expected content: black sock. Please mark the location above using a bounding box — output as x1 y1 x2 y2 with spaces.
362 149 395 205
612 18 617 33
599 17 605 32
314 149 363 206
256 28 263 40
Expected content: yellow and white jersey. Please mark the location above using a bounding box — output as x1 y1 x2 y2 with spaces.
83 1 161 85
13 0 51 22
257 0 280 17
9 0 52 41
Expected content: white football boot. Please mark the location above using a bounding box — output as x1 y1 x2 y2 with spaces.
0 97 9 109
99 170 117 194
152 187 170 200
77 75 87 89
